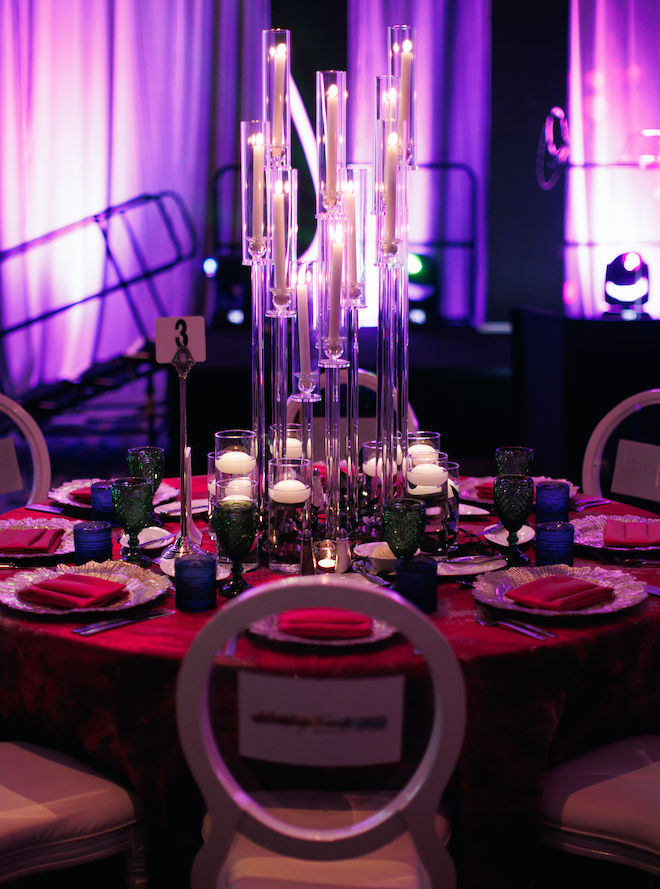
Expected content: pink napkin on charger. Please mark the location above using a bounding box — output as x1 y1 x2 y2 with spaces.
277 608 372 639
18 574 128 609
475 480 494 499
604 519 660 548
70 486 92 503
0 527 65 554
506 575 614 611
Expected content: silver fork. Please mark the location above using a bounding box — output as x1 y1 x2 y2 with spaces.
474 607 554 640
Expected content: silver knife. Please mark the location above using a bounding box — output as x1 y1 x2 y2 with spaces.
72 608 174 635
25 504 67 515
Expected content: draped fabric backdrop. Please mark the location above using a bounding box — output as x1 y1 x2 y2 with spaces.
565 0 660 318
0 0 267 395
347 0 491 324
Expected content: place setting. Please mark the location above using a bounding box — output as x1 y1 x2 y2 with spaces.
0 517 75 563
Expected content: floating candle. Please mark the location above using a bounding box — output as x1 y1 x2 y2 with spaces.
216 451 257 475
269 478 311 504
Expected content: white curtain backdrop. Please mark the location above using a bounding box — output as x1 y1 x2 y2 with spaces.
347 0 491 324
565 0 660 317
0 0 267 395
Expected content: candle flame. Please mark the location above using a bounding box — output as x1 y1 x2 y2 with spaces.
332 223 344 244
252 131 264 148
276 42 287 58
392 41 400 53
402 38 413 53
341 179 355 195
274 179 284 195
388 131 399 148
327 83 339 99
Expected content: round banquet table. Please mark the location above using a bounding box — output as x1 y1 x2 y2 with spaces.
0 484 659 888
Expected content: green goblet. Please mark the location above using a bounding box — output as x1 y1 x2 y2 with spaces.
494 446 533 476
381 498 426 561
493 474 535 566
127 446 165 523
212 498 258 597
111 477 154 566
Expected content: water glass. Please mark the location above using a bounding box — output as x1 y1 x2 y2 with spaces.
174 553 218 612
111 477 153 565
536 521 575 566
494 446 534 475
536 481 570 523
213 495 259 596
90 481 115 522
267 457 312 573
73 521 112 565
395 556 437 614
381 498 425 560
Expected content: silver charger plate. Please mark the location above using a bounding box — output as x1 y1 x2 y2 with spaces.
0 518 75 559
0 561 170 614
249 613 397 647
472 564 646 617
573 514 660 551
49 479 178 510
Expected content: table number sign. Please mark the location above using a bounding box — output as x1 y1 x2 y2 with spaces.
238 672 404 766
154 316 206 365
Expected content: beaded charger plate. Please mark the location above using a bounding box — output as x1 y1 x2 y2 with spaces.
49 479 179 510
0 561 169 615
472 564 646 617
0 518 75 559
248 612 397 647
572 514 660 551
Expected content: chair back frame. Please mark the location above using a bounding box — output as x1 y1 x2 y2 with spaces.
177 575 465 889
0 394 51 503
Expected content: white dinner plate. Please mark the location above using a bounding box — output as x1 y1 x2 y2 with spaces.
0 518 75 559
155 498 208 517
0 561 169 615
483 523 535 548
472 564 646 617
119 527 175 550
159 557 230 581
459 503 490 517
436 555 507 577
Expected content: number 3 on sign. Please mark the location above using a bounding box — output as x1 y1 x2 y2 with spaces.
155 316 206 364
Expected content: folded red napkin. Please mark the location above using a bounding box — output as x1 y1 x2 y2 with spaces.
18 574 128 609
0 527 65 554
475 480 494 499
70 486 92 503
277 608 372 639
506 575 614 611
604 519 660 548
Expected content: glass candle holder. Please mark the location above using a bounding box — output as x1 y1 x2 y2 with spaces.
90 481 115 522
269 423 309 460
267 166 297 312
373 74 402 261
318 214 347 361
262 29 291 167
293 262 320 395
341 165 369 307
73 521 112 565
240 120 270 263
536 521 575 567
214 430 258 479
207 452 217 543
313 538 337 573
407 431 444 466
389 25 416 166
316 70 347 213
174 553 218 612
267 457 312 573
536 481 570 523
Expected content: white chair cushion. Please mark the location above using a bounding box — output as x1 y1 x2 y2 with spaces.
0 741 139 877
540 734 660 862
204 790 451 889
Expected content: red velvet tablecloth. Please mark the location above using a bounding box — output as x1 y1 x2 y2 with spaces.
0 489 659 888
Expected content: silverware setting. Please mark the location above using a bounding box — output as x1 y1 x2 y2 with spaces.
72 608 174 635
474 607 556 640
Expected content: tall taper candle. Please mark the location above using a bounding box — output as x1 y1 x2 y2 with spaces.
344 182 357 286
272 42 286 158
397 40 413 150
326 84 338 199
297 269 312 382
329 226 343 343
273 179 286 291
252 132 264 241
385 131 398 243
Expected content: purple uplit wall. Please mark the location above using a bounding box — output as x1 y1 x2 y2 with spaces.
565 0 660 318
347 0 491 325
0 0 267 396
